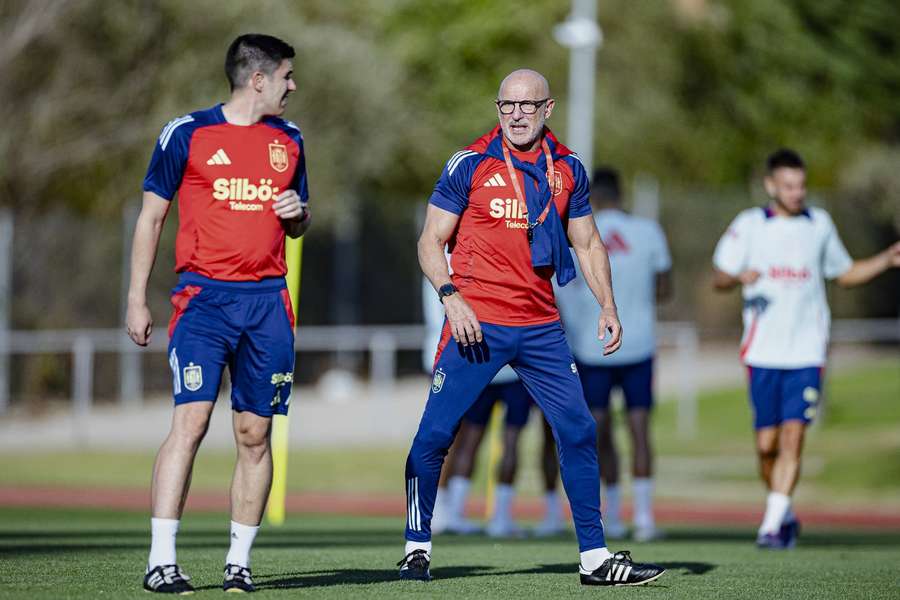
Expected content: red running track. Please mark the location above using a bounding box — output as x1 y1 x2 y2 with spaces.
1 486 899 529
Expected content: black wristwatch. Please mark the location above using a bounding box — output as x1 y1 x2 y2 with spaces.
438 283 459 303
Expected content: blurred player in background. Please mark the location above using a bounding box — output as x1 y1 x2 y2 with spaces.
126 34 311 593
400 69 664 586
424 276 545 538
713 148 900 549
557 167 672 543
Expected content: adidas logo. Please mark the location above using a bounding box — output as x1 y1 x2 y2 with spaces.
483 173 507 187
206 148 232 165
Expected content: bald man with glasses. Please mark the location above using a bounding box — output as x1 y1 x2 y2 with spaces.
398 69 665 587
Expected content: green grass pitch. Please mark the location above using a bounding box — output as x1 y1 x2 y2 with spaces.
2 508 899 599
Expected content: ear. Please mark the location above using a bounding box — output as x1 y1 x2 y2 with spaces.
252 71 266 93
763 175 776 197
544 98 555 119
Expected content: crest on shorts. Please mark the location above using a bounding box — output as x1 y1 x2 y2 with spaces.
432 368 446 394
552 171 563 196
268 141 289 173
183 363 203 392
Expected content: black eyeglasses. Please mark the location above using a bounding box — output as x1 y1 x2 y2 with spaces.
496 98 550 115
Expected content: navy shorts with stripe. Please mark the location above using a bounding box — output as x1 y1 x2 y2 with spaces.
578 358 654 412
748 366 821 429
463 380 533 428
167 272 296 418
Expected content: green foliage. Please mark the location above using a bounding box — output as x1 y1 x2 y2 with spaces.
5 0 898 212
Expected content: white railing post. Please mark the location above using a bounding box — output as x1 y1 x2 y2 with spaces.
369 331 397 400
676 323 700 440
72 334 94 416
0 209 11 414
119 201 142 406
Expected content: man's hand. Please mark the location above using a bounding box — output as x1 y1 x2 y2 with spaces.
443 293 483 346
598 307 622 355
887 240 900 267
125 302 153 347
273 190 308 221
739 269 761 285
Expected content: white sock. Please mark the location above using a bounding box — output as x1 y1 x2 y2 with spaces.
446 476 471 521
544 490 562 521
148 517 179 570
225 520 259 568
632 478 655 529
759 492 791 535
492 484 515 523
580 547 613 571
604 483 622 524
405 540 432 557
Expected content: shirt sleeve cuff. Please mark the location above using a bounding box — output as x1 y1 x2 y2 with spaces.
428 193 465 215
142 183 174 201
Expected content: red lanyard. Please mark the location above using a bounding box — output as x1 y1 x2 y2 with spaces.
501 139 556 232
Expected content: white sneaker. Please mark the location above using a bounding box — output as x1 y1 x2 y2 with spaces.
532 517 566 537
633 525 664 542
486 519 524 538
603 520 628 540
444 518 483 535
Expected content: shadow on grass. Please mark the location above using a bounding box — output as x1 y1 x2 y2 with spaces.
196 561 711 590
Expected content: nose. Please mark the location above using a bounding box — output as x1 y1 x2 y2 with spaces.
288 78 297 92
511 103 525 119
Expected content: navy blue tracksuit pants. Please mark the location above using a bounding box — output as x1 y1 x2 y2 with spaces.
405 320 606 551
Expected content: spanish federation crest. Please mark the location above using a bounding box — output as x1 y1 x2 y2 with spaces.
268 141 289 173
183 363 203 392
552 171 563 196
431 368 446 394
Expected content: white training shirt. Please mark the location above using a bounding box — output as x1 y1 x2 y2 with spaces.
713 206 853 368
422 276 518 384
556 209 672 366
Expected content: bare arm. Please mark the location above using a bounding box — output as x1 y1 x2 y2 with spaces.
713 268 760 291
835 241 900 288
417 204 482 345
567 215 622 355
125 191 171 346
655 270 673 303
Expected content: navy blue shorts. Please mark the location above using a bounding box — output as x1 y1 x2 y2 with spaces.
167 272 296 417
747 366 821 429
463 380 533 428
577 358 654 412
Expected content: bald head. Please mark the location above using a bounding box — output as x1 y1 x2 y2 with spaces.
496 69 555 151
498 69 550 99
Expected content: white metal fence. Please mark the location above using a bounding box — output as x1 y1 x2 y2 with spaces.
0 320 897 440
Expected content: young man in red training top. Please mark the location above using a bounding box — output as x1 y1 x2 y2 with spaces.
399 69 665 587
126 34 311 594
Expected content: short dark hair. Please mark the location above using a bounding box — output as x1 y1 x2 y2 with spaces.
766 148 805 173
591 167 621 203
225 34 295 91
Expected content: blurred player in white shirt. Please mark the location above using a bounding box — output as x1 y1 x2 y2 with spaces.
713 148 900 549
557 167 672 542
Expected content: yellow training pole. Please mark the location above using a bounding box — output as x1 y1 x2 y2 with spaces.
267 236 303 526
483 402 505 520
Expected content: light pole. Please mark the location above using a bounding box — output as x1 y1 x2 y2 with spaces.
553 0 603 171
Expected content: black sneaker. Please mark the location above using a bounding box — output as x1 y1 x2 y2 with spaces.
579 551 665 586
143 564 194 594
223 563 255 593
397 549 432 581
